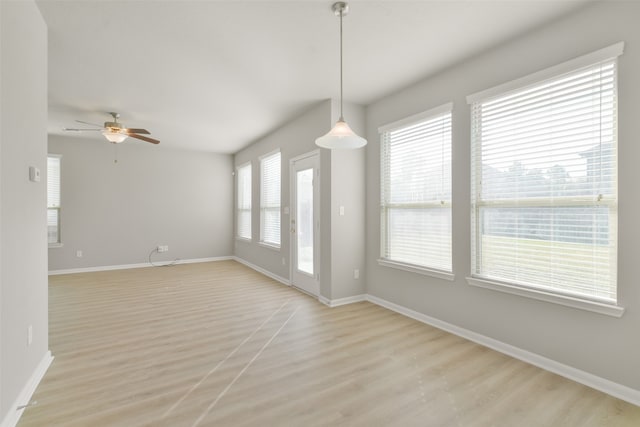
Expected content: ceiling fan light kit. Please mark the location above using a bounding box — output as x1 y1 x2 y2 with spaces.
315 1 367 150
64 112 160 145
102 129 128 144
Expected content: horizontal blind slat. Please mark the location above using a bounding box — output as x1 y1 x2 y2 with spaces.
470 57 618 302
237 164 252 239
260 152 281 245
381 108 452 271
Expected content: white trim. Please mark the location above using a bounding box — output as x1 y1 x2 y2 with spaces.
258 242 281 251
466 276 625 318
365 294 640 407
47 243 63 249
318 296 331 306
289 149 320 163
180 257 232 265
466 42 624 104
232 256 290 287
235 160 251 170
258 148 281 161
0 351 54 427
378 102 453 134
378 258 454 281
319 294 367 308
48 256 233 275
288 151 321 297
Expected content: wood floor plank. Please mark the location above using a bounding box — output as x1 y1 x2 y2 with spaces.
17 260 640 426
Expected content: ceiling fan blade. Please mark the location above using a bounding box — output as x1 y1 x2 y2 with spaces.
128 133 160 144
64 128 102 131
123 128 150 135
75 120 103 127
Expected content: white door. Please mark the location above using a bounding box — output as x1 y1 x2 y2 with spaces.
290 151 320 296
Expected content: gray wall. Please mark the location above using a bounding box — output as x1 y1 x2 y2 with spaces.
365 1 640 391
48 135 233 271
234 100 366 303
0 0 49 422
234 101 331 280
329 100 366 300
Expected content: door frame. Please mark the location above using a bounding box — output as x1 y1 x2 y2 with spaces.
289 150 321 297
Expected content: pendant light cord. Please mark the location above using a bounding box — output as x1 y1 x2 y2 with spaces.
339 7 344 121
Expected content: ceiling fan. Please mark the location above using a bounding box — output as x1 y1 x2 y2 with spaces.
64 112 160 144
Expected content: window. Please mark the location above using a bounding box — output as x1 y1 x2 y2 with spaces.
379 103 453 277
468 43 623 308
236 163 252 240
260 151 281 247
47 155 62 246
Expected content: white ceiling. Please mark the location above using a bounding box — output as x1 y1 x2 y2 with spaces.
37 0 590 154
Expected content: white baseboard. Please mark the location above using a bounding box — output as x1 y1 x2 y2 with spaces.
48 256 233 275
320 294 367 307
232 256 290 287
0 351 54 427
179 257 233 265
365 294 640 407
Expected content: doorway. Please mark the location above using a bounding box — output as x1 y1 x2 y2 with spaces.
290 151 320 297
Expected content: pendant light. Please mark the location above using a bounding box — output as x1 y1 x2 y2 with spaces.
315 2 367 149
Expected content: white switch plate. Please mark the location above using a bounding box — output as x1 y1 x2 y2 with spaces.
29 166 41 182
339 206 345 216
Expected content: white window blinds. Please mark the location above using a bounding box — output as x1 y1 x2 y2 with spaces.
260 151 281 247
236 163 252 240
380 104 452 273
47 155 61 245
469 51 620 303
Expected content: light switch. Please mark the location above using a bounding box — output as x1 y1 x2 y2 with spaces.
29 166 41 182
339 206 345 216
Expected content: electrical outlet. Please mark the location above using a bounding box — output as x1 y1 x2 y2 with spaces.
158 245 169 253
28 325 33 346
76 250 83 258
163 245 169 252
354 269 360 279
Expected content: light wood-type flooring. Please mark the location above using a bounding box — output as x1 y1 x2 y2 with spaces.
18 260 640 426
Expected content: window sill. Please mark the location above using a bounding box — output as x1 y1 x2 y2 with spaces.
235 237 251 243
48 243 64 249
378 259 454 281
466 276 624 318
258 242 281 251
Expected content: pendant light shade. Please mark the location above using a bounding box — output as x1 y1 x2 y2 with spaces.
315 2 367 150
315 119 366 149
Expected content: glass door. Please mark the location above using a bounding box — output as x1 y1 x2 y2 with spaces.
290 152 320 296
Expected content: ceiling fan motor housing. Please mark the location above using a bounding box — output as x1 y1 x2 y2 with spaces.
104 121 122 131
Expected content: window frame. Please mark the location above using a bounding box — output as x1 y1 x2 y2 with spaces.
259 150 281 249
466 42 625 317
378 102 454 281
236 162 252 241
47 154 63 248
